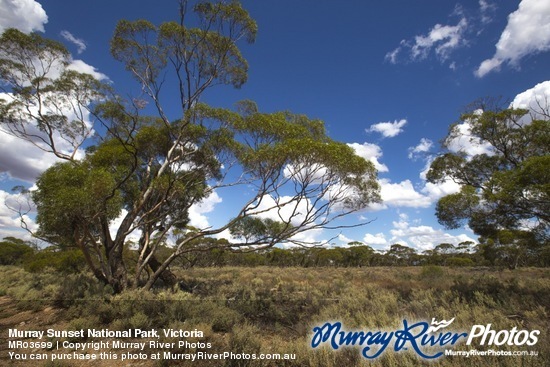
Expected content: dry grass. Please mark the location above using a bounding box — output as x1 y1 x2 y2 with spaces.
0 265 549 366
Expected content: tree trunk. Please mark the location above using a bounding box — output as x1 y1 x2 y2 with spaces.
108 252 128 293
136 243 177 288
143 252 180 291
147 255 177 287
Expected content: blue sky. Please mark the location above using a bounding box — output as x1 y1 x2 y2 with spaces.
1 0 549 252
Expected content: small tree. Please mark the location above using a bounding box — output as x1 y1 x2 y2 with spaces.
386 244 417 265
344 244 374 267
0 1 380 291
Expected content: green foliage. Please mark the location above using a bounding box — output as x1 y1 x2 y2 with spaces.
428 105 550 246
434 186 479 229
228 323 262 366
449 275 550 309
446 257 474 267
0 29 104 160
23 248 86 274
229 216 291 243
194 103 380 212
344 245 375 267
419 265 445 280
52 272 113 309
386 244 419 265
111 0 257 93
0 237 34 265
33 162 124 245
0 28 69 84
172 241 550 268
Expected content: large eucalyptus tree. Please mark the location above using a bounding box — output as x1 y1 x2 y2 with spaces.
0 1 380 291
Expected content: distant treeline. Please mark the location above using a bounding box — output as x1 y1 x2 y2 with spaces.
170 241 550 269
2 236 548 273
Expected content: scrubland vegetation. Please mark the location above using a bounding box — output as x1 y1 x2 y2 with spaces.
1 264 549 367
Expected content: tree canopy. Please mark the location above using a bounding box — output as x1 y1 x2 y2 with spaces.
427 104 550 253
0 1 380 291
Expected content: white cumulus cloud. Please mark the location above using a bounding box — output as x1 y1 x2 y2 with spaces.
421 180 461 202
475 0 550 77
386 11 469 66
379 178 432 209
389 219 477 252
363 232 388 246
67 59 109 81
366 119 407 138
0 0 48 33
419 158 461 200
249 194 312 228
412 18 468 61
188 191 222 230
511 80 550 119
348 142 388 172
408 138 433 160
0 130 62 181
445 119 494 158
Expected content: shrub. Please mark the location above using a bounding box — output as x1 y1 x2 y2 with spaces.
0 239 34 265
227 323 262 367
129 312 151 329
447 257 474 267
419 265 445 280
66 316 101 341
53 273 112 308
23 248 86 273
207 303 242 332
